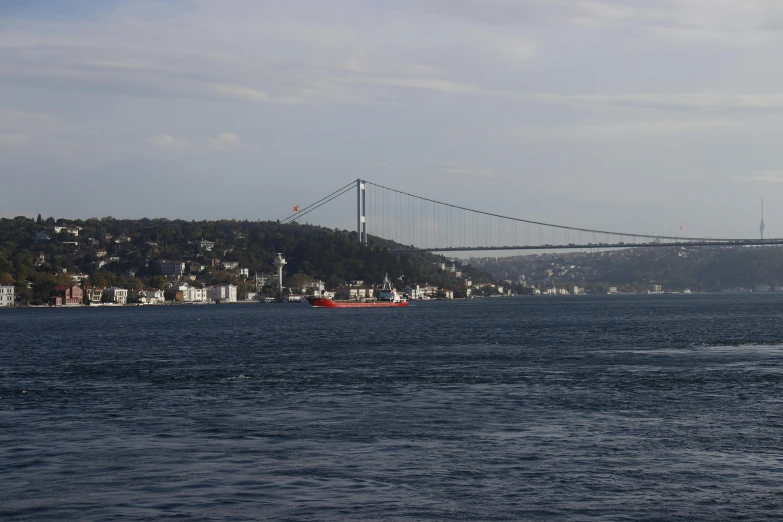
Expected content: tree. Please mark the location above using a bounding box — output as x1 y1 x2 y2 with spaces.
54 273 74 286
288 273 313 291
148 276 166 290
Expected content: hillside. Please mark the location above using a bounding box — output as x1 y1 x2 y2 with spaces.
0 216 492 305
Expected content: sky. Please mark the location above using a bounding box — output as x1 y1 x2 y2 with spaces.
2 0 783 240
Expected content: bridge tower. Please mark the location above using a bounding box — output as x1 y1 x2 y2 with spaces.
760 199 766 240
357 179 367 245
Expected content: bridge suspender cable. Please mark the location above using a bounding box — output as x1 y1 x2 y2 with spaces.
363 180 728 242
277 178 782 247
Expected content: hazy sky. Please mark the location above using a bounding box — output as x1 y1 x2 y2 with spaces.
2 0 783 239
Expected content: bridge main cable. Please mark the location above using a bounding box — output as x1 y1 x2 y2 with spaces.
364 180 729 242
279 180 356 224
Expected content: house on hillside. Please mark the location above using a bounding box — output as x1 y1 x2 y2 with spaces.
158 260 185 276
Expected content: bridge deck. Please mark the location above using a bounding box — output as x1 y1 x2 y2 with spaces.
393 240 783 252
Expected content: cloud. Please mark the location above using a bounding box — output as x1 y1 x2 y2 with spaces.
206 132 239 151
441 165 495 178
512 118 741 139
210 84 303 105
736 171 783 183
0 132 30 148
0 108 80 153
532 91 783 112
147 132 239 152
147 134 189 149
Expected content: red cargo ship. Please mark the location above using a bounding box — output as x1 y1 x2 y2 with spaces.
306 297 408 308
307 275 408 308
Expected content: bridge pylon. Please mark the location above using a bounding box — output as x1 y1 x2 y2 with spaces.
357 179 367 245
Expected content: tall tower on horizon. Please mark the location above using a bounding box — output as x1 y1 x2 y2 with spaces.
760 199 765 240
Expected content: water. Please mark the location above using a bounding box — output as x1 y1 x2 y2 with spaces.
2 295 783 520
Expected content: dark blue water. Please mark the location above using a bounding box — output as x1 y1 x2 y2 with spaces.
2 295 783 520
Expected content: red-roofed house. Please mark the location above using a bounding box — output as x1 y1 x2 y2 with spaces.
49 285 83 306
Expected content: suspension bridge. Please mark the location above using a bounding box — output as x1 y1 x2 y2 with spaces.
279 179 778 252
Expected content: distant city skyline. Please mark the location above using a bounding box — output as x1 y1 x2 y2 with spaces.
2 0 783 240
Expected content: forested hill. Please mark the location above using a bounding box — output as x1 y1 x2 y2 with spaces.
0 216 492 303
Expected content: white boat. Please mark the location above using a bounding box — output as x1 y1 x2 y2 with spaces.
377 274 407 304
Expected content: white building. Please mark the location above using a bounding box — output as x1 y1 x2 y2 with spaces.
133 288 165 304
158 260 185 276
184 285 209 303
105 287 128 305
53 226 79 236
199 240 215 251
208 284 237 303
0 285 15 306
403 284 437 299
255 273 271 289
167 283 208 303
222 261 239 270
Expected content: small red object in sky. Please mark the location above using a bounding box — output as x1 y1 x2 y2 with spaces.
680 224 685 230
294 206 300 212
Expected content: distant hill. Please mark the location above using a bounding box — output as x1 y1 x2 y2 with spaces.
471 246 783 293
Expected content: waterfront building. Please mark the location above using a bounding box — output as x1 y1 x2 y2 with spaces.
183 285 208 303
49 285 83 306
105 287 128 305
84 287 103 305
130 288 165 304
208 284 237 303
0 285 14 307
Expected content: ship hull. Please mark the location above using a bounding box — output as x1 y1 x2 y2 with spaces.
307 297 408 308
